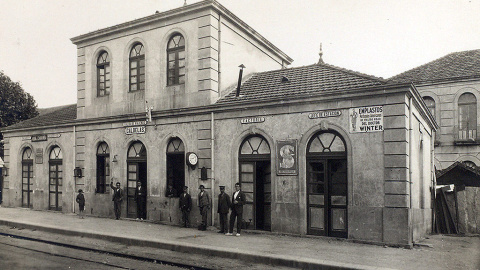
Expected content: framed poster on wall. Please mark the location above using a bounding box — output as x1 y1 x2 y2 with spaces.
276 139 298 175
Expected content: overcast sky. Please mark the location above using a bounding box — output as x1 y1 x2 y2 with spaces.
1 0 479 108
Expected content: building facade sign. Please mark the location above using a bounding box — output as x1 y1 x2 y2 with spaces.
349 106 383 133
125 126 146 135
123 121 147 127
31 134 47 142
35 148 43 164
276 139 298 175
241 117 265 124
308 110 342 119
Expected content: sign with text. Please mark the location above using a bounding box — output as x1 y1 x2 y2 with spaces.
125 126 146 135
349 106 383 133
241 117 265 124
31 134 47 142
276 140 298 175
308 110 341 119
35 148 43 164
123 121 147 127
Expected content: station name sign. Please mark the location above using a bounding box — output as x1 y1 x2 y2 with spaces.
31 134 47 142
241 117 265 124
308 110 342 119
349 106 383 133
125 126 146 135
123 121 146 127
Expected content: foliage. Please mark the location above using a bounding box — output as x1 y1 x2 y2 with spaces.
0 70 39 157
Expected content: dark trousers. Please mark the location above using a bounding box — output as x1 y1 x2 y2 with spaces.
181 209 190 227
229 208 243 234
200 206 208 227
113 201 122 219
136 197 146 219
219 213 228 232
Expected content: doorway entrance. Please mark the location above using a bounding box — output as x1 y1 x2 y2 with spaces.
306 131 347 238
49 146 63 211
239 135 271 231
127 142 147 219
22 147 33 208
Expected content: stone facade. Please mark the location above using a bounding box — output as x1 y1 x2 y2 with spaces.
1 0 437 247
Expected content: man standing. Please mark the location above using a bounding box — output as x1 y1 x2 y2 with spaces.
217 185 231 233
198 185 210 231
134 180 146 220
110 181 124 220
179 186 192 227
227 182 246 236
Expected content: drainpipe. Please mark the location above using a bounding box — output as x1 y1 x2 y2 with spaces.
73 124 76 213
431 128 436 233
408 96 413 244
211 112 215 226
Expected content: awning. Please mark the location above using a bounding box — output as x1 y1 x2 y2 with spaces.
436 161 480 187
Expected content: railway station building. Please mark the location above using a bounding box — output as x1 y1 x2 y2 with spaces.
1 0 437 247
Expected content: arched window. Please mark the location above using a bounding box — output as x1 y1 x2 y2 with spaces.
96 142 110 193
49 146 63 211
166 138 185 197
97 51 110 97
423 96 435 118
458 93 477 140
22 147 33 208
167 34 185 86
129 43 145 91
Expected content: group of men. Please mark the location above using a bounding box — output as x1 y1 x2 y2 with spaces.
179 183 246 236
109 181 246 236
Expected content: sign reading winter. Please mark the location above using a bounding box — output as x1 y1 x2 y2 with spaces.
349 106 383 133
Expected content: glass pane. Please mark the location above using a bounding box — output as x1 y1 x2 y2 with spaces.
308 184 324 194
331 196 347 206
309 172 324 183
178 59 185 68
139 75 145 83
168 61 176 69
23 148 32 159
330 137 345 152
308 137 323 153
169 53 176 60
241 163 254 173
310 207 324 229
140 67 145 75
128 173 137 180
309 162 324 172
58 179 62 186
179 75 185 84
178 50 185 59
130 61 137 68
130 84 137 91
331 209 347 230
309 194 324 205
179 67 185 76
242 183 253 192
128 164 136 172
245 192 253 202
240 173 253 183
50 185 56 192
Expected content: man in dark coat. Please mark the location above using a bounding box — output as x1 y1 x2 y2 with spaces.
134 180 146 220
76 189 85 219
110 181 124 220
198 185 210 231
179 186 192 227
217 185 231 233
227 182 246 236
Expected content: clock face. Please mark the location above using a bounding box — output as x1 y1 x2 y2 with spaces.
188 152 198 166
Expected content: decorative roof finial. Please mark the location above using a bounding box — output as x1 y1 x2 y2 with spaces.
184 0 187 6
318 43 324 64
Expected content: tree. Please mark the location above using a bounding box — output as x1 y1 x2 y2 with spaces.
0 70 39 157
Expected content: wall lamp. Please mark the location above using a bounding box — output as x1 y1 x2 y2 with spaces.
2 167 8 177
112 155 118 163
74 167 83 178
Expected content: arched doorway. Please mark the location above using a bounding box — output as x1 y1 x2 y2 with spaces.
239 135 271 231
127 141 147 219
49 146 63 211
22 147 34 208
166 138 185 198
306 131 347 238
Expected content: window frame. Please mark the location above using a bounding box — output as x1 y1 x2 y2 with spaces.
129 43 145 92
96 142 110 194
97 51 111 97
166 34 185 86
457 92 477 141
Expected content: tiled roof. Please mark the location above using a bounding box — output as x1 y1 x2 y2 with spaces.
436 161 480 187
3 104 77 131
216 63 387 105
389 49 480 83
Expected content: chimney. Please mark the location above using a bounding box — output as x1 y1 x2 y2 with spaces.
236 64 246 97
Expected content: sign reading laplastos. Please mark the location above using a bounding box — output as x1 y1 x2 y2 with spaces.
349 106 383 133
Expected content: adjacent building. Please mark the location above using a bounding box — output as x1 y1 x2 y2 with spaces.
1 0 437 247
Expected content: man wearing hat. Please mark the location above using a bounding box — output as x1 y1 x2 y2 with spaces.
76 189 85 219
179 186 192 227
198 185 210 231
217 185 231 233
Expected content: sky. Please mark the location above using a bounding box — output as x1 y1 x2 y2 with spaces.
1 0 479 108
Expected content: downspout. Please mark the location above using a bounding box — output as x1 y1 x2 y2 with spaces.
211 112 215 226
73 124 76 213
431 128 436 233
408 96 413 244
